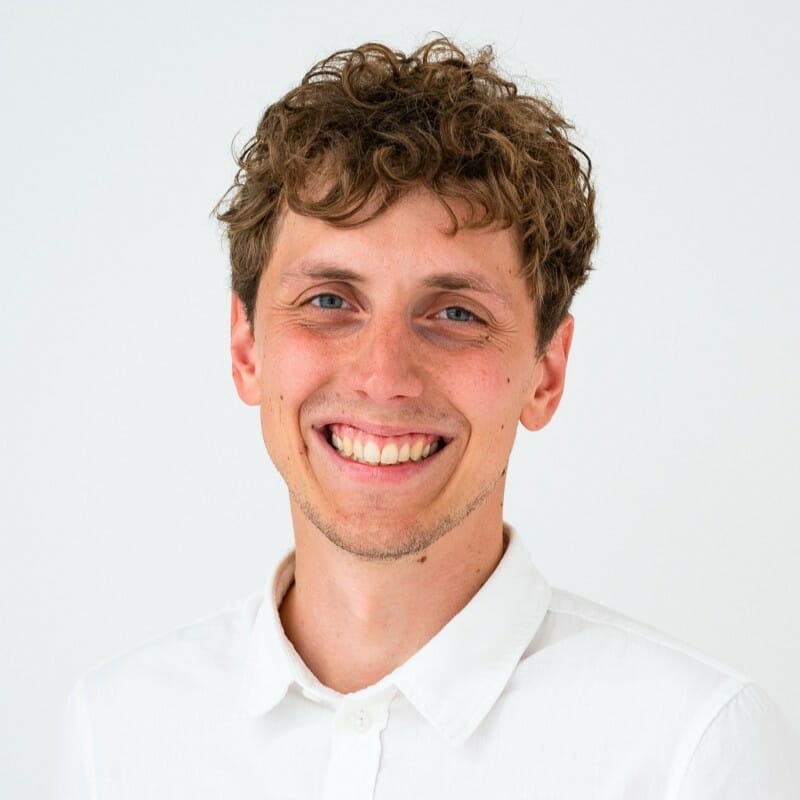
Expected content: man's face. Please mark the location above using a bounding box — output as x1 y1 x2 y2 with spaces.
231 189 571 559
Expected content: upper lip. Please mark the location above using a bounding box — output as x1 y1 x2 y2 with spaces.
313 418 455 442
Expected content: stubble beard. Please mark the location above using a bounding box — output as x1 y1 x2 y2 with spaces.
286 468 505 562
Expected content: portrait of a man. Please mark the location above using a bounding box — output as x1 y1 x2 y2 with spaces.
51 35 800 799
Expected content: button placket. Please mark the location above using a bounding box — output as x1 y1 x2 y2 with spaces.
323 689 396 800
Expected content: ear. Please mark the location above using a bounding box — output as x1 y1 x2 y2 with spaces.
230 294 261 406
519 314 574 432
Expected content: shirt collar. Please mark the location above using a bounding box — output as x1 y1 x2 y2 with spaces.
239 525 551 746
390 526 551 745
238 549 311 716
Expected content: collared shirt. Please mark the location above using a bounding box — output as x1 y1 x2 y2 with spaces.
55 527 800 799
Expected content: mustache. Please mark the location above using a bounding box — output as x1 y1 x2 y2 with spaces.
300 392 461 432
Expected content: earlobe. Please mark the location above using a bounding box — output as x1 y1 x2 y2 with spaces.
519 314 574 432
230 295 261 406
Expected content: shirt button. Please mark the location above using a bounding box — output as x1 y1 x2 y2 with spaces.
351 708 372 733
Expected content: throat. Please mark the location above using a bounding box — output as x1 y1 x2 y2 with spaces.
278 525 505 694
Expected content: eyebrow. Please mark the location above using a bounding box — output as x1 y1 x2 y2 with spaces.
279 262 364 288
420 272 511 308
280 261 512 309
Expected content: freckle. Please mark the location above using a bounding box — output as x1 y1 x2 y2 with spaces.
500 424 504 430
475 568 481 574
417 555 427 564
279 394 284 400
506 377 510 384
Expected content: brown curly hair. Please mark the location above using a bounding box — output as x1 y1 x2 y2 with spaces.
216 36 597 354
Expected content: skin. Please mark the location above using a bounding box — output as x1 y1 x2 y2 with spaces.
231 188 573 693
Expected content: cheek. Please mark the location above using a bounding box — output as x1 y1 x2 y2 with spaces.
440 352 524 450
257 330 334 454
261 329 333 401
445 352 518 412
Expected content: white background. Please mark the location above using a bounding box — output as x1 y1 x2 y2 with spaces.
2 0 798 795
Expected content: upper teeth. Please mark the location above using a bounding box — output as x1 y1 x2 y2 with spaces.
330 429 439 465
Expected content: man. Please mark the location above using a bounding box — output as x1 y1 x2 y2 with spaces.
56 37 799 798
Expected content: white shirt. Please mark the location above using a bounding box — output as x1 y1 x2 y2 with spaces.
55 527 800 799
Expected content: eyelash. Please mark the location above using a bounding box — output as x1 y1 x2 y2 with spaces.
307 293 483 324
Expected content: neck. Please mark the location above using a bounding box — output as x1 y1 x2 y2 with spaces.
279 500 506 694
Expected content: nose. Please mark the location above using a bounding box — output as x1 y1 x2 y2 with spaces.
348 315 425 402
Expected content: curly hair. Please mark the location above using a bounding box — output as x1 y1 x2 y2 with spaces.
215 37 597 353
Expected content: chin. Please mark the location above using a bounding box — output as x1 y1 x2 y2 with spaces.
297 499 447 560
291 480 500 562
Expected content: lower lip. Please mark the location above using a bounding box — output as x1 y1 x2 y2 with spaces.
312 428 445 484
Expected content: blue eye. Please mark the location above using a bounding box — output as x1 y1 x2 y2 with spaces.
439 306 476 322
311 294 345 309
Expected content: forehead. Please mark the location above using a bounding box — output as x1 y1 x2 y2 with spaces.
265 190 526 297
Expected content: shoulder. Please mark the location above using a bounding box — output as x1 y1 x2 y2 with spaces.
530 586 749 684
56 592 268 796
76 591 265 716
525 587 751 720
515 587 800 795
677 680 800 798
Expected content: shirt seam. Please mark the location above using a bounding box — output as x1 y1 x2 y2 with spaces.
545 603 748 681
666 679 751 800
81 592 262 680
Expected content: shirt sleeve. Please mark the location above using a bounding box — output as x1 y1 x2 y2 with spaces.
678 682 800 799
53 678 96 800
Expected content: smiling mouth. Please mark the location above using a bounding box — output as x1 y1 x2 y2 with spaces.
323 423 447 466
